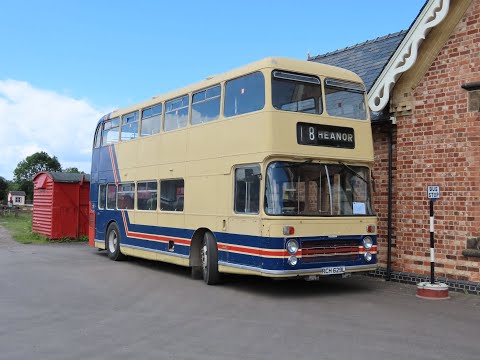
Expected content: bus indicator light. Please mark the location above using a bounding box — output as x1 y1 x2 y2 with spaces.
283 226 295 235
367 225 376 233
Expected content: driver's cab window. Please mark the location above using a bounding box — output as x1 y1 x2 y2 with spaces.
234 165 261 214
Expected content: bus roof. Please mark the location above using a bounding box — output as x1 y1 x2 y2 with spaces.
102 57 363 122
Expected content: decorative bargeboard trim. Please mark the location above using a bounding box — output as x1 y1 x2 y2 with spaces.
368 0 451 112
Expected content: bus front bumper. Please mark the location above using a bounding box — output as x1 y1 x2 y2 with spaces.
218 262 377 278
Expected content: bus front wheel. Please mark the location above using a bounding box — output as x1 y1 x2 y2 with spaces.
201 232 220 285
106 222 126 261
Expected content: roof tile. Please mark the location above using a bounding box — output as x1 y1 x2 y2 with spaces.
309 30 407 91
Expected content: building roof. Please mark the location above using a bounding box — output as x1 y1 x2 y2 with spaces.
368 0 451 111
309 31 407 92
35 172 90 183
9 191 26 196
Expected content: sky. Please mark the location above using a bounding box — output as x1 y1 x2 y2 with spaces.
0 0 426 180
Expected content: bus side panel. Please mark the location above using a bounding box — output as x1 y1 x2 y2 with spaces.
120 213 194 257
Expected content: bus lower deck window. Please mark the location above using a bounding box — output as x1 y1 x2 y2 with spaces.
106 184 117 209
160 179 184 211
137 181 158 210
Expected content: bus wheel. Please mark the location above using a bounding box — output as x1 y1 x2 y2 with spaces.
201 232 220 285
191 266 203 280
106 222 126 261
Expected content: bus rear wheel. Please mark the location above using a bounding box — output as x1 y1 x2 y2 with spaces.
106 223 126 261
201 232 220 285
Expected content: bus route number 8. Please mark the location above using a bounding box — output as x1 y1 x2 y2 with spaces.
309 126 316 141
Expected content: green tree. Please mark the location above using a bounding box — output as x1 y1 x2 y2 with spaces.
13 151 62 199
64 167 85 174
0 176 8 203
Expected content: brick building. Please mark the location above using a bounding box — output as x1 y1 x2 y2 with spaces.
310 0 480 291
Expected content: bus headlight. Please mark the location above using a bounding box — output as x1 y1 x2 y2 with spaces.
362 237 373 250
288 256 298 266
286 239 299 254
364 252 373 262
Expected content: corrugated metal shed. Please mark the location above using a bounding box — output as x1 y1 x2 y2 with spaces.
32 172 90 239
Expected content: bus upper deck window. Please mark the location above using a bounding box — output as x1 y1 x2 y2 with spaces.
224 72 265 117
93 124 102 148
192 85 221 125
272 71 322 114
141 104 162 136
165 96 189 131
324 79 367 120
102 117 120 146
121 112 139 141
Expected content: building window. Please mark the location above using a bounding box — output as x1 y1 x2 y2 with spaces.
160 179 184 211
117 183 135 210
137 181 157 210
234 165 261 214
224 72 265 117
141 104 162 136
98 185 106 209
121 112 139 141
102 117 120 145
192 85 221 125
15 197 21 203
106 184 117 209
165 95 189 131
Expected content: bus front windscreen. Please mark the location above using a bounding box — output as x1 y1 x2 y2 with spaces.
265 161 374 216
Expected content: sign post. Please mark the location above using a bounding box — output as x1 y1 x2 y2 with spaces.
416 185 449 300
427 186 440 284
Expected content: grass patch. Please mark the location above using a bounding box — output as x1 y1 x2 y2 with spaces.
0 211 88 244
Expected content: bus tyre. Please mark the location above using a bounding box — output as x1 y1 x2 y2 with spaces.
106 223 126 261
201 232 220 285
191 266 203 280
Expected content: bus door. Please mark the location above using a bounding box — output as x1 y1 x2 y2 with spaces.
95 183 109 245
228 165 262 266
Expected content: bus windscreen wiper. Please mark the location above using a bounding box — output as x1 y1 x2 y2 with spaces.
338 162 369 185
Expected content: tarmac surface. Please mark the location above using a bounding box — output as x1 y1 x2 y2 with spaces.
1 225 479 360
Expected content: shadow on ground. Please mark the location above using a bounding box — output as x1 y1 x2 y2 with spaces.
94 249 376 299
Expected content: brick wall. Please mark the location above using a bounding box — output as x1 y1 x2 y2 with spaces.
376 0 480 282
372 123 397 268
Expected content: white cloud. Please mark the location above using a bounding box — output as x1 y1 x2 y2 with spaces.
0 80 111 179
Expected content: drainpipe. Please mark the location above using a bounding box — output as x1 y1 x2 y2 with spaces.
386 116 395 281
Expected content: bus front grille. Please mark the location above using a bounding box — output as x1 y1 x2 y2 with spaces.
301 239 360 263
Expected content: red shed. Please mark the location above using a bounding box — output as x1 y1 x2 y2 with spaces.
32 172 90 239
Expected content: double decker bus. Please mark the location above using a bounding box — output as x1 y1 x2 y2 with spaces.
89 57 377 285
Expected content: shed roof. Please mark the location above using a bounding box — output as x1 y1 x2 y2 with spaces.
9 191 26 196
309 31 407 92
34 172 90 183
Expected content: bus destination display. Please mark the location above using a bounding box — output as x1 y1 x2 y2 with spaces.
297 122 355 149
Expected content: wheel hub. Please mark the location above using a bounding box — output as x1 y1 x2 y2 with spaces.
109 232 117 253
201 243 208 270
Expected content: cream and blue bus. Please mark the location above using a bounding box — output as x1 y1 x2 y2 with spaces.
89 57 378 285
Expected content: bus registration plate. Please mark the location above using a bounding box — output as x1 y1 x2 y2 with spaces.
319 266 346 275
